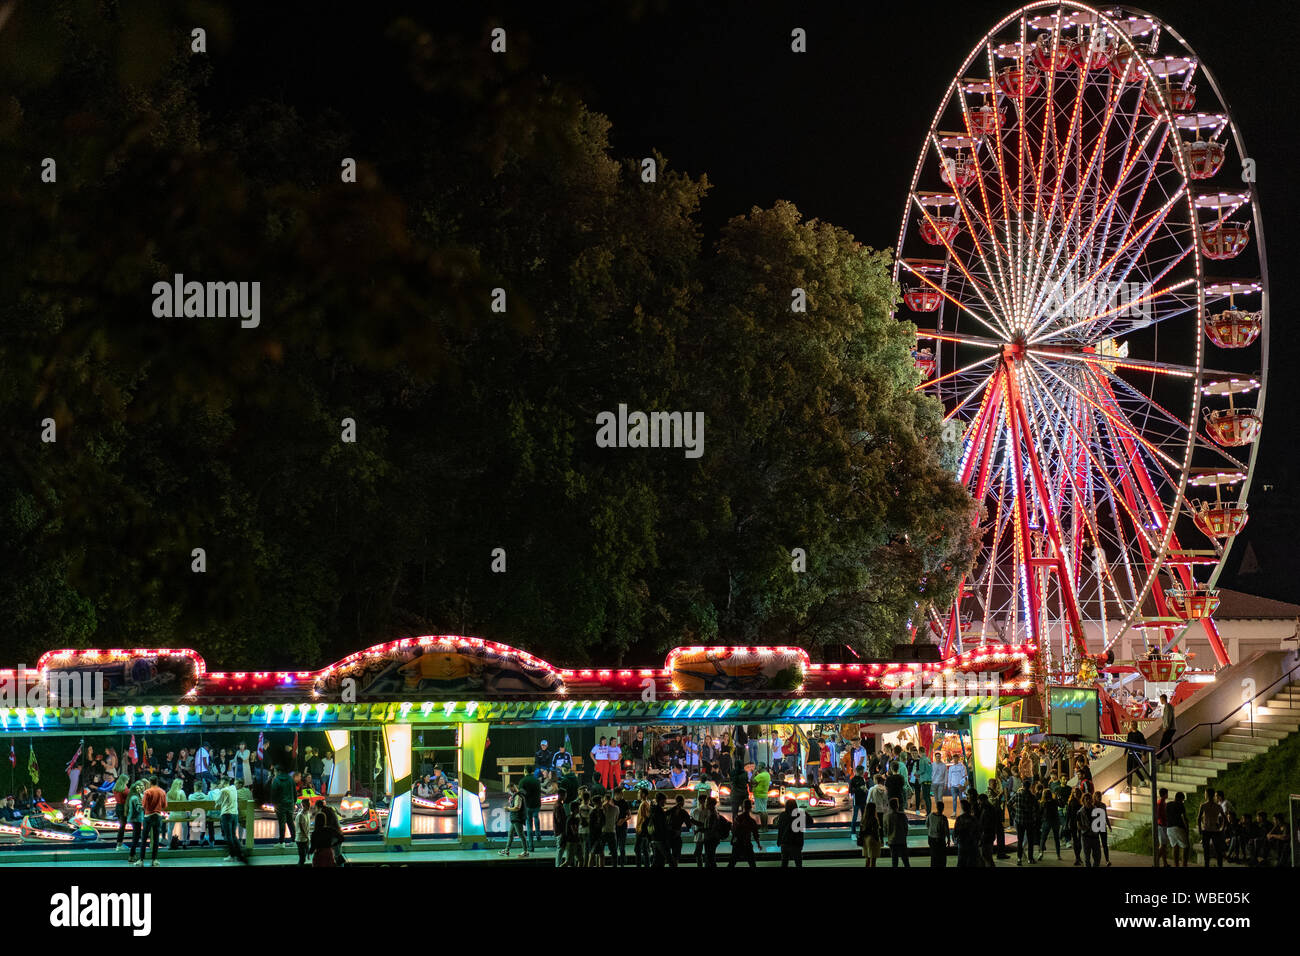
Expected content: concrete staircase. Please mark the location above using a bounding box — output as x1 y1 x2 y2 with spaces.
1107 682 1300 840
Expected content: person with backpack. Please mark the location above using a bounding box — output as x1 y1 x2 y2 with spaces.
775 798 807 868
1197 788 1226 867
500 783 529 858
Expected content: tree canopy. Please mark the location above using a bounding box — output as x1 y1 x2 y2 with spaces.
0 4 974 669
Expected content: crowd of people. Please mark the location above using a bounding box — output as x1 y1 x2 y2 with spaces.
502 731 1293 868
4 736 353 867
1155 787 1291 868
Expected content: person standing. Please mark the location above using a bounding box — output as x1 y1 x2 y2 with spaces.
293 797 313 865
857 802 882 867
112 773 130 851
1197 788 1226 867
1124 722 1149 790
927 798 950 867
270 763 297 846
645 792 670 867
517 769 541 852
978 793 998 867
1080 794 1103 867
216 777 247 863
915 749 932 813
776 798 806 867
849 766 868 837
699 796 723 867
124 781 146 865
931 750 948 812
1015 776 1038 864
667 794 691 865
138 777 167 867
194 741 212 790
885 797 910 867
500 783 529 858
1039 786 1062 860
954 799 980 867
750 763 772 829
727 799 762 867
1157 694 1177 766
1165 791 1190 866
633 794 652 867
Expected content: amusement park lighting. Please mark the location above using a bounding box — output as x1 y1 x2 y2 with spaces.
177 704 190 723
314 702 327 721
142 705 155 725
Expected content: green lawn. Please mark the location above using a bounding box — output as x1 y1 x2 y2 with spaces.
1113 730 1300 855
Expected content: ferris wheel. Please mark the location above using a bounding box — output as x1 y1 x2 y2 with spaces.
894 3 1267 681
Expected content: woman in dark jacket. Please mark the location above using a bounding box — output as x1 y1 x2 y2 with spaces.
310 810 341 867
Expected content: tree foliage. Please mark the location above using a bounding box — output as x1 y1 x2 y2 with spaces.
0 3 974 668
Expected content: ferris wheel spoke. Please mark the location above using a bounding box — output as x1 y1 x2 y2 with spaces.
1031 188 1187 339
911 193 1012 325
1029 356 1182 472
897 260 1012 342
1027 118 1168 335
1020 359 1161 553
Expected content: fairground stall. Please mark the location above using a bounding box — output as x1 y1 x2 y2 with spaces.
0 637 1037 851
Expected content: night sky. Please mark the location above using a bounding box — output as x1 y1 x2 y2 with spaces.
214 0 1298 599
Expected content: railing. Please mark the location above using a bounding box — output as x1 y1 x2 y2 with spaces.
1160 656 1300 763
1096 656 1300 806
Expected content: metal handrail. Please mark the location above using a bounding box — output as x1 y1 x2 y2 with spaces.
1097 656 1299 805
1159 657 1300 763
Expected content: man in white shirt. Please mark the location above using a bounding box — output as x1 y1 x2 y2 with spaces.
947 757 968 801
194 742 212 790
216 779 246 863
683 738 700 770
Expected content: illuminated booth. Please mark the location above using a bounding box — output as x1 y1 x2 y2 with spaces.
0 638 1038 850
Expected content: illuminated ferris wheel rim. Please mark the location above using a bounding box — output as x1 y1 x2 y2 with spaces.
891 2 1267 669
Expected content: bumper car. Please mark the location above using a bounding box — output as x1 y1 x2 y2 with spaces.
20 805 99 844
337 797 382 835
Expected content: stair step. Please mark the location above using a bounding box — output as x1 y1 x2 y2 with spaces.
1205 740 1272 754
1218 735 1278 748
1226 725 1290 739
1133 780 1200 796
1246 714 1300 726
1179 756 1235 771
